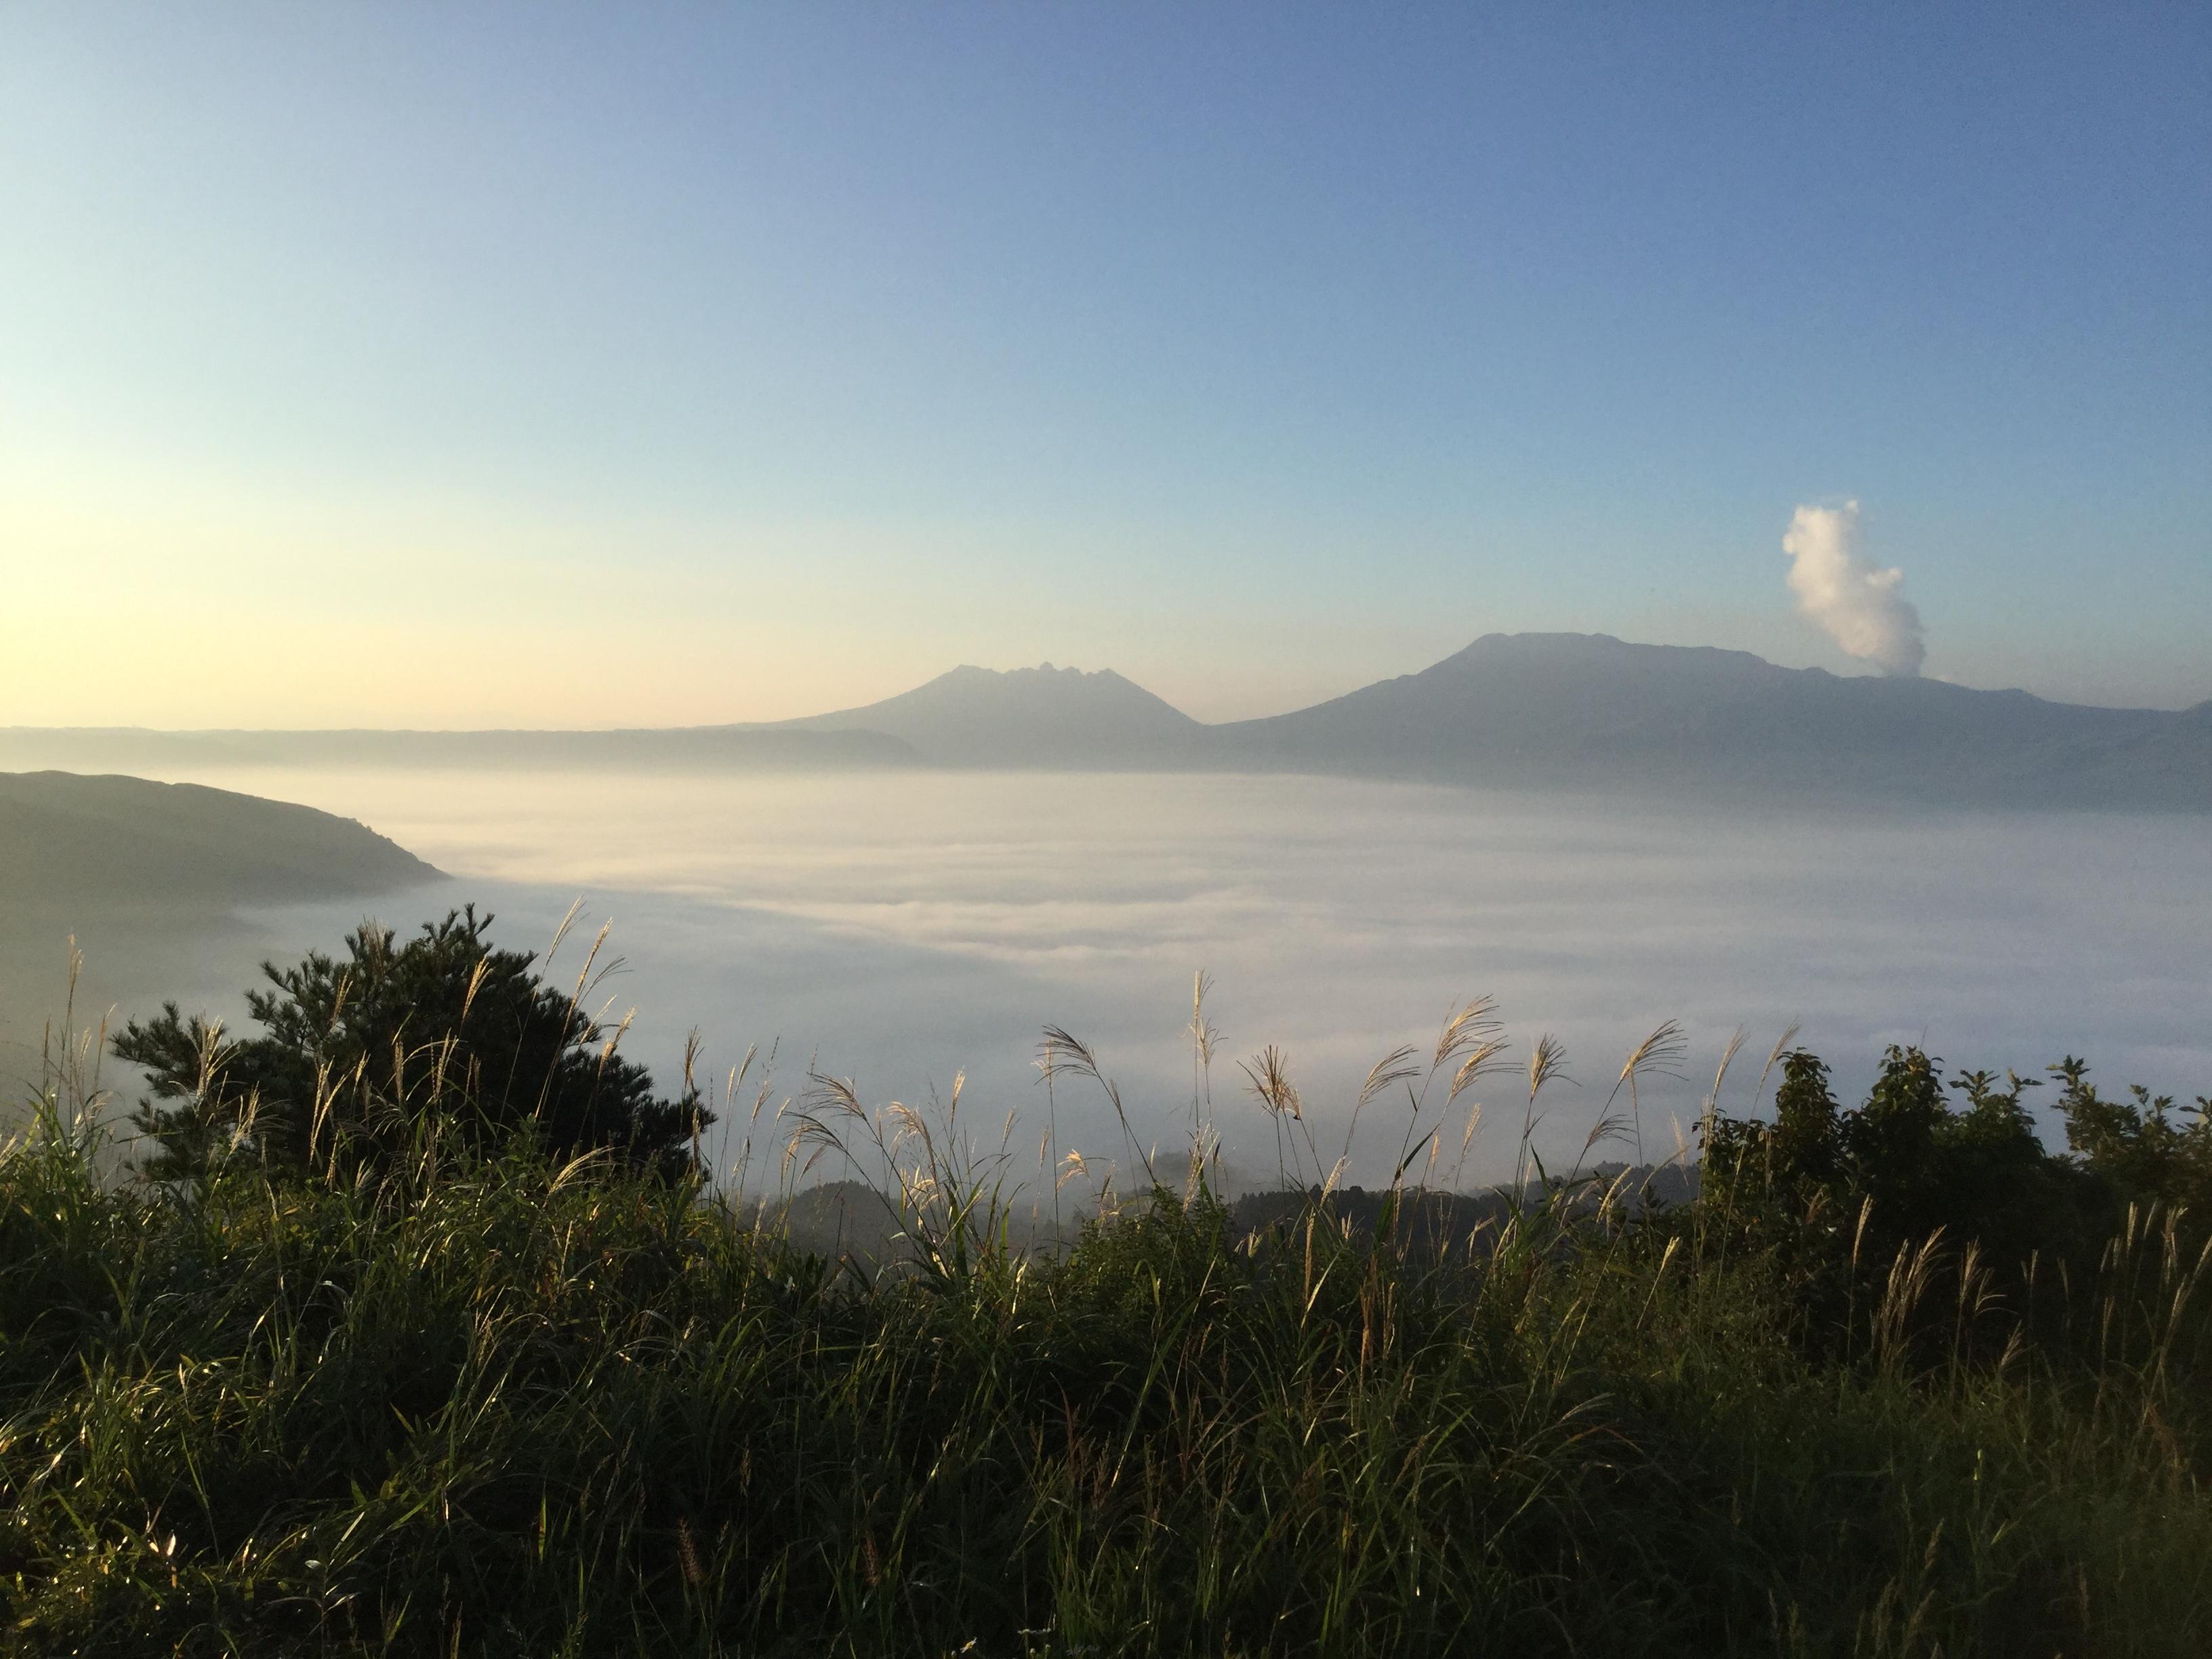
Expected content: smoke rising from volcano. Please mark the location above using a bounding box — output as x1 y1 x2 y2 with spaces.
1782 501 1925 678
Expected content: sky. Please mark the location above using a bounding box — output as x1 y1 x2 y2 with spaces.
3 3 2207 729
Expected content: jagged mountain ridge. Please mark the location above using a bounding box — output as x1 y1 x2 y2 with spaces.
2 636 2203 807
760 633 2211 807
764 662 1206 766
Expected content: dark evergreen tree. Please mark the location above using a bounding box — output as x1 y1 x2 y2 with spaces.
114 907 710 1183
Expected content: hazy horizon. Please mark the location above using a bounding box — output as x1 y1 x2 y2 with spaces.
7 630 2212 737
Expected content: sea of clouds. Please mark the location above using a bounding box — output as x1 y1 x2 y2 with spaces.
34 766 2203 1195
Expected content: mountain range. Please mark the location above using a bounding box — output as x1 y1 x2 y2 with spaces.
5 634 2206 810
756 633 2212 808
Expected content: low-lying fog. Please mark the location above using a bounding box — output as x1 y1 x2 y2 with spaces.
11 767 2210 1193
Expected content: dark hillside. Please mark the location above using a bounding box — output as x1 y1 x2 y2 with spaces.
0 771 437 909
0 773 445 1093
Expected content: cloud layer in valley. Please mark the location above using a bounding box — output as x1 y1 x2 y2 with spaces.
21 766 2209 1193
1783 501 1926 677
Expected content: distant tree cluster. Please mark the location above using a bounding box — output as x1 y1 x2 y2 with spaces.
114 907 710 1184
1703 1043 2212 1275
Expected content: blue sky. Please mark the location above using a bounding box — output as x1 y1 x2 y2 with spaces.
3 3 2207 726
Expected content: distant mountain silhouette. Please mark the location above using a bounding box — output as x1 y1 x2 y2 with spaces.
1206 634 2212 807
3 636 2203 808
750 634 2209 806
765 663 1206 766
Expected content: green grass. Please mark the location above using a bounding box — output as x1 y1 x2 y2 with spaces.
3 1086 2209 1657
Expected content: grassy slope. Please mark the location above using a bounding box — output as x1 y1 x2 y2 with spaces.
1 1109 2207 1657
0 773 447 1127
0 773 447 1120
0 772 436 909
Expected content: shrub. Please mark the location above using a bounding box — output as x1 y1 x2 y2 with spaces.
112 907 711 1184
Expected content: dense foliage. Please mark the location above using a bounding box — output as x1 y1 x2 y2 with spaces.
112 908 711 1183
1702 1046 2212 1315
0 926 2207 1654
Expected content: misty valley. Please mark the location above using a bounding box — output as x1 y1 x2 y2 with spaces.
9 634 2208 1186
5 743 2207 1193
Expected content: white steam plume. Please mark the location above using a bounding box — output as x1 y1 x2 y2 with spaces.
1781 501 1925 678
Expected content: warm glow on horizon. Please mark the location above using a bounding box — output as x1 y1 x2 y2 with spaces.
1 456 1443 729
4 5 2207 727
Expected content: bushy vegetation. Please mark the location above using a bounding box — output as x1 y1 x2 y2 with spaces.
112 909 711 1183
2 922 2209 1655
1704 1044 2212 1261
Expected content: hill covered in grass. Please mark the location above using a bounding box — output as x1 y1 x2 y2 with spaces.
0 773 445 1095
0 771 438 909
